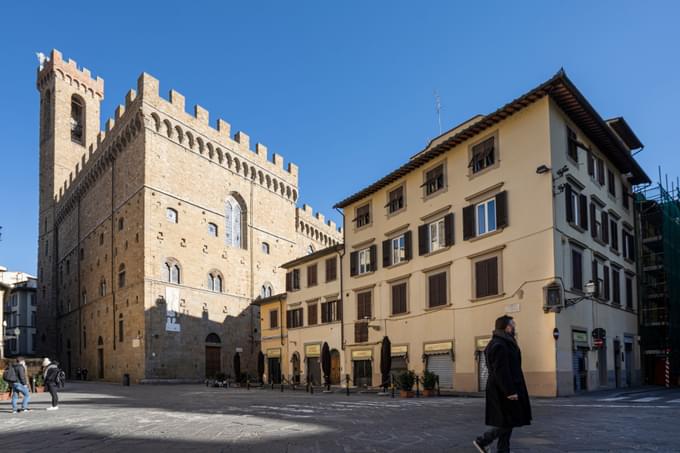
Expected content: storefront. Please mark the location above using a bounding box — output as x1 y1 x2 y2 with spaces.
424 341 454 389
305 343 321 385
390 345 408 382
352 349 373 388
475 337 491 392
572 331 589 392
267 348 282 384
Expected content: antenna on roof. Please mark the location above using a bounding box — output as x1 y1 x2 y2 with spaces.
434 90 442 135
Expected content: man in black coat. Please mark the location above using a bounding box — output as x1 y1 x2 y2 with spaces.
473 315 532 453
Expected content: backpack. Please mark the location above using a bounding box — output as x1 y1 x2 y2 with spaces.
3 365 18 383
57 369 66 388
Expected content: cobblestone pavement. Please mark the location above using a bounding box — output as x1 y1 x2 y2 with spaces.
1 382 679 452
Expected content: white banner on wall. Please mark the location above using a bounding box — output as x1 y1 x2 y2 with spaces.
165 287 181 332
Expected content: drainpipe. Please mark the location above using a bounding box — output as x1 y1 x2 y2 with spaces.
334 207 346 351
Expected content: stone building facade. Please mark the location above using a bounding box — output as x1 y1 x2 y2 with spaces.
35 50 342 383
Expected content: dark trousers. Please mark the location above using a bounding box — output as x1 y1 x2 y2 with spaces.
46 382 59 407
478 426 512 452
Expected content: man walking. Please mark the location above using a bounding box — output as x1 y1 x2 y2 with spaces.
474 315 532 453
10 357 31 414
42 358 60 410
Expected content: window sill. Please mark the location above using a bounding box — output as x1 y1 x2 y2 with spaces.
386 260 410 270
470 292 506 303
424 303 451 312
354 224 373 233
567 155 579 167
422 186 448 202
352 271 376 279
568 222 586 234
468 227 504 243
467 163 500 180
423 246 451 258
386 208 406 219
623 258 635 265
389 311 410 318
609 248 620 256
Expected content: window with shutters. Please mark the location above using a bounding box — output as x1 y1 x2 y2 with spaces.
325 257 337 282
571 248 583 291
473 255 500 299
476 198 497 236
321 300 339 323
357 291 372 320
596 157 605 186
355 203 371 228
590 201 606 243
391 281 408 315
270 309 278 329
355 322 369 343
428 218 446 253
423 163 445 196
610 219 619 251
391 235 406 265
625 274 634 309
427 270 448 307
469 136 496 174
622 184 630 210
565 183 588 231
612 267 621 305
286 269 301 291
622 229 635 261
308 303 318 325
358 248 372 275
307 264 318 287
567 127 579 162
287 308 303 328
592 259 604 299
387 186 405 214
607 169 616 198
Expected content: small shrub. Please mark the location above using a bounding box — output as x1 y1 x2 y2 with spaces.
35 373 45 387
397 370 415 391
423 370 437 390
0 375 8 393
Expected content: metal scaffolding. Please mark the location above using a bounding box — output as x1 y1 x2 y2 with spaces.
636 173 680 386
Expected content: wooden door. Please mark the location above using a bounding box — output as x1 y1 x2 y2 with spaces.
330 350 341 385
205 346 221 379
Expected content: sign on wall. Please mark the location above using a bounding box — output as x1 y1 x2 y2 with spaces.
165 287 181 332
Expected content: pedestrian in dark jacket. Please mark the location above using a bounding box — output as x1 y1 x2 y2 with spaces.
42 358 60 410
473 315 532 453
10 357 31 413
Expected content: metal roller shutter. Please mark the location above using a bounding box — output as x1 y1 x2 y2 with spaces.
427 353 454 389
478 352 489 391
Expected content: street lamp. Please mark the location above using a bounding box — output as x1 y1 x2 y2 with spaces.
565 280 597 307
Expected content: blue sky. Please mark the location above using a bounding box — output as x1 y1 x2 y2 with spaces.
0 1 678 274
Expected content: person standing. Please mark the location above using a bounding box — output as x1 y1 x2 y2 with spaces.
42 358 60 410
473 315 532 453
10 357 31 414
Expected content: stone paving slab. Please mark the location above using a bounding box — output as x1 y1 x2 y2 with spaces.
0 382 679 452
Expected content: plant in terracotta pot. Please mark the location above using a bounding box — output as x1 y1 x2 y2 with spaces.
422 370 438 397
397 370 416 398
34 373 45 393
0 375 10 400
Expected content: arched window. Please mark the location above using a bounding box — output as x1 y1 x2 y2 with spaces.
207 271 223 293
166 208 178 223
163 259 181 284
208 222 218 237
260 282 273 298
307 244 315 255
225 195 244 248
100 278 107 297
262 242 270 254
118 263 126 288
71 94 85 144
41 89 51 141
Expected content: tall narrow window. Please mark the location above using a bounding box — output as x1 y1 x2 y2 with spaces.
571 249 583 291
225 196 243 248
71 95 85 144
567 127 578 162
118 264 126 288
476 198 497 236
118 315 124 343
100 278 107 297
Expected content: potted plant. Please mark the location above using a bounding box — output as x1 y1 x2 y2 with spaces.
0 375 10 400
397 370 416 398
34 373 45 393
215 372 227 387
422 370 438 397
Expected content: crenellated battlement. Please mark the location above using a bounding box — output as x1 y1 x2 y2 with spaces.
36 49 104 99
135 73 299 187
296 204 343 248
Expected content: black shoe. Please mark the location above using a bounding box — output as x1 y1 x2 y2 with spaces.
473 439 489 453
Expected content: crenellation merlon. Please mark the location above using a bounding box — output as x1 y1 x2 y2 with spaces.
39 49 104 99
217 119 231 137
256 143 267 160
194 105 209 124
169 90 185 111
234 131 249 151
125 89 137 107
115 105 125 121
295 206 344 239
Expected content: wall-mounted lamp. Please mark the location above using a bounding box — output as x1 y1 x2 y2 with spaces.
536 165 551 174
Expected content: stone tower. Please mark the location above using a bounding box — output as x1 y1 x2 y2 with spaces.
36 49 104 355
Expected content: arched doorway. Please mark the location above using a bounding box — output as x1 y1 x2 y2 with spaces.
205 333 222 379
97 336 104 379
330 349 341 385
291 352 301 384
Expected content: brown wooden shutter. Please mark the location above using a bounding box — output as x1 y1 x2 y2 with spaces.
418 224 429 255
337 298 343 320
463 205 476 240
572 250 582 290
475 260 487 298
590 203 597 238
592 260 598 296
611 222 618 250
587 151 594 176
382 239 391 268
286 310 291 328
565 184 574 223
270 310 278 328
428 274 437 307
579 194 588 230
308 304 318 325
597 159 605 185
285 272 292 292
444 213 455 246
603 265 610 300
369 245 377 271
293 269 300 290
601 212 609 243
488 258 499 296
350 251 358 276
496 191 508 229
404 230 413 260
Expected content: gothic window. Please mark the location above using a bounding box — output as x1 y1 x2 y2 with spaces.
71 95 85 144
163 259 181 284
99 278 107 297
307 245 315 255
225 195 245 248
260 282 273 298
207 271 223 293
